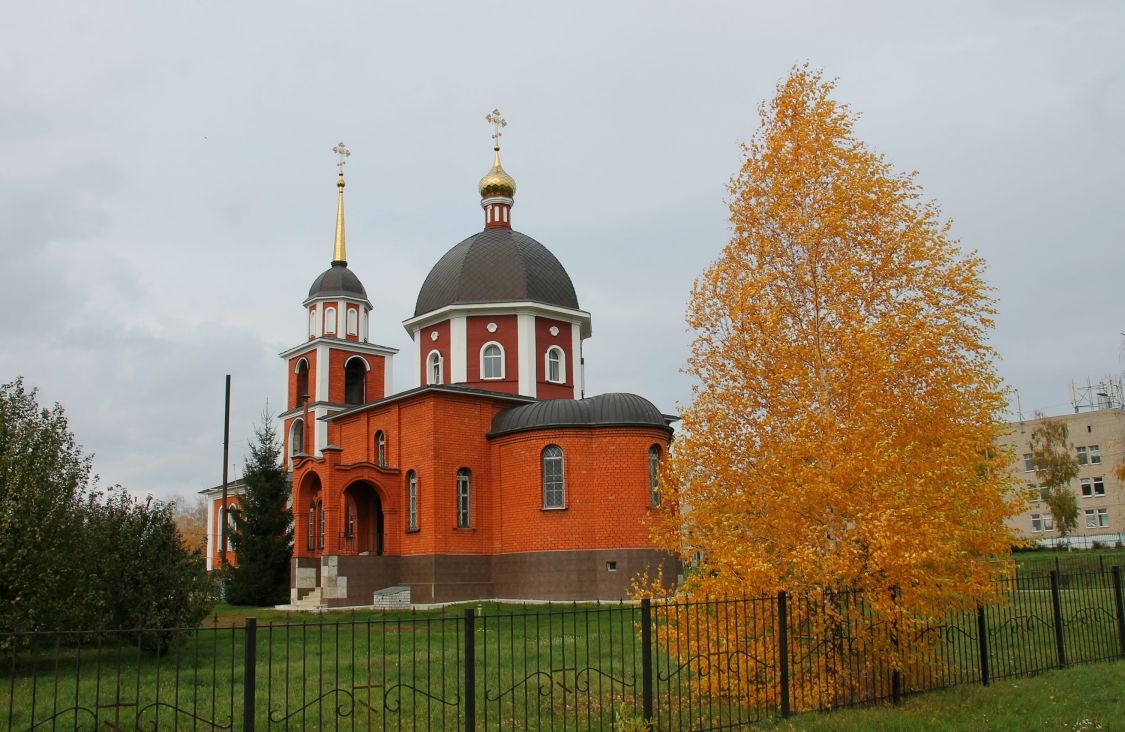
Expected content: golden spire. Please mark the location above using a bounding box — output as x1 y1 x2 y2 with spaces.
479 109 516 199
332 142 350 264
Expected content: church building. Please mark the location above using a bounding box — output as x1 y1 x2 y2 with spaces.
278 117 677 607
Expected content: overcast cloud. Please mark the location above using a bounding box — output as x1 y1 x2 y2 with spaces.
2 1 1122 501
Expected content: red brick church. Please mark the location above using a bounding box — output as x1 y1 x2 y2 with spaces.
263 120 677 607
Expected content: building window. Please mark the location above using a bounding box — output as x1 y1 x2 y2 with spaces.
289 418 304 462
309 309 317 338
1079 476 1105 497
374 431 386 466
1076 446 1086 465
1089 445 1101 464
317 500 325 550
546 347 564 383
1031 513 1055 533
1022 453 1034 472
346 308 358 336
542 445 565 509
307 502 315 551
407 471 418 531
481 343 504 379
295 359 309 404
324 307 337 335
1083 508 1108 529
649 445 662 506
344 356 366 405
427 351 443 385
345 502 355 539
456 468 472 528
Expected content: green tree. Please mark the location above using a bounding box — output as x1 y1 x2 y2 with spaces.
225 414 293 605
0 378 91 631
1029 412 1081 549
0 378 214 638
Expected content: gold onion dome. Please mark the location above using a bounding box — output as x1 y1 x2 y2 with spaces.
479 148 517 199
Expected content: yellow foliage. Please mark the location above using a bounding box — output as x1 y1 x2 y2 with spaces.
649 67 1021 709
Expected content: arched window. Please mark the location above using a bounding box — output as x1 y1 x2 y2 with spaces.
226 503 237 551
289 418 304 462
307 502 316 551
649 445 662 506
324 307 337 335
309 309 316 338
346 308 358 336
546 347 565 384
542 445 565 509
317 500 325 550
481 342 504 379
407 470 418 531
344 356 367 405
295 359 309 405
345 501 355 539
427 351 444 385
456 468 472 528
376 431 386 466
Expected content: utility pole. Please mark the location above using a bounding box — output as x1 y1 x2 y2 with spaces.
220 374 231 567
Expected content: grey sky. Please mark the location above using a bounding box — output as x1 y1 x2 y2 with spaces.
2 1 1122 501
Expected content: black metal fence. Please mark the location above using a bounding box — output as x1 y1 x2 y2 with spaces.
3 567 1124 730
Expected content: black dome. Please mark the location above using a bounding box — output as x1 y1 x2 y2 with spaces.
308 262 369 301
414 228 579 316
490 393 672 437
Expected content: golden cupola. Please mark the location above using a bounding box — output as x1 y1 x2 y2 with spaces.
480 108 516 229
479 148 517 199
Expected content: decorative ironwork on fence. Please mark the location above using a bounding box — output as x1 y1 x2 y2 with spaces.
2 567 1124 730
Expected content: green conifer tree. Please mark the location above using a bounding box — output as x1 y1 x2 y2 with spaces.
225 414 293 605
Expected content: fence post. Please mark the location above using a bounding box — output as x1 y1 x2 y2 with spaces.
1113 566 1125 658
890 587 902 706
640 598 654 724
976 605 990 686
464 609 476 730
244 617 256 732
1049 570 1067 668
778 590 790 719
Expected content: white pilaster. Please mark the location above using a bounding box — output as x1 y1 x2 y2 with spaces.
314 302 323 338
315 344 329 403
383 352 394 397
412 329 422 388
518 314 537 398
450 316 467 384
314 405 328 456
205 497 216 571
572 322 584 399
337 300 346 338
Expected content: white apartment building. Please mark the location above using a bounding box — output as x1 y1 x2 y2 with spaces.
1000 405 1124 548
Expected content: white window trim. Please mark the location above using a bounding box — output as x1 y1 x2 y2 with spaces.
343 354 371 372
324 306 337 335
426 350 444 385
545 346 566 384
480 341 506 380
289 418 304 460
407 471 418 531
346 308 359 336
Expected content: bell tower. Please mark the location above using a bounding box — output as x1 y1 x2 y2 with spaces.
278 143 399 469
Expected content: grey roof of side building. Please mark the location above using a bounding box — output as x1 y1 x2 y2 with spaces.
414 228 579 316
489 393 676 438
307 262 370 302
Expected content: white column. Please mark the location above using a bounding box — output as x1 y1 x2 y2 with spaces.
205 497 216 571
360 306 368 343
315 344 329 403
314 405 328 455
337 299 346 337
383 353 394 397
571 322 584 399
314 302 323 338
518 314 537 398
450 316 468 384
412 329 422 388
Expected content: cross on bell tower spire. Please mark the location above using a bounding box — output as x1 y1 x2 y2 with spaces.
479 110 516 229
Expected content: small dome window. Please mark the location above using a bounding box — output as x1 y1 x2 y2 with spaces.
546 347 565 384
324 307 337 335
427 351 444 385
482 342 504 380
346 308 358 336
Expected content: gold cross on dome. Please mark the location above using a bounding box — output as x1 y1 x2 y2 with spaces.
485 109 507 148
332 142 351 173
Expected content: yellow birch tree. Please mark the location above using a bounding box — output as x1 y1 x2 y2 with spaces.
650 67 1021 708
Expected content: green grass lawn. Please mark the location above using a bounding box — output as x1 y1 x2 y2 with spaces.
3 588 1123 730
1012 549 1125 576
754 660 1125 731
